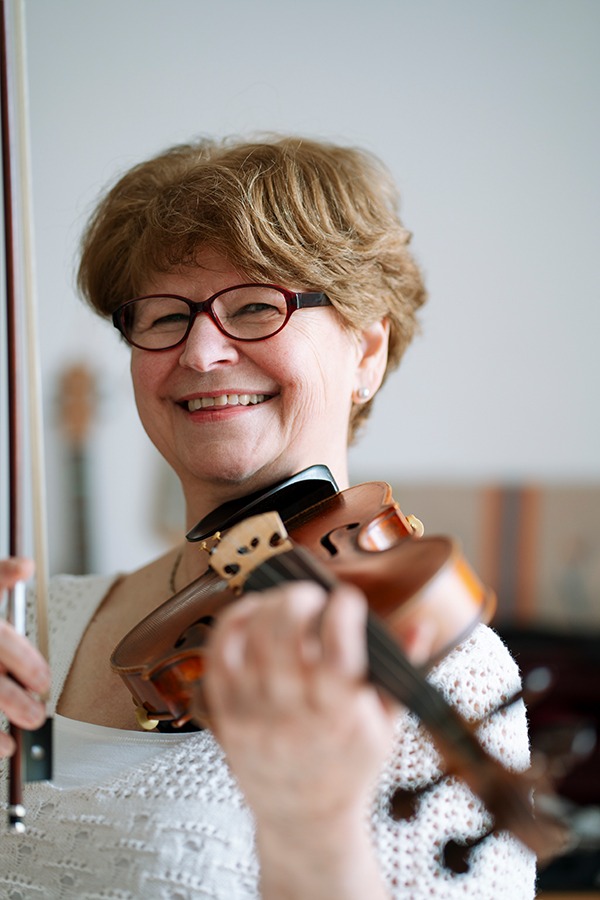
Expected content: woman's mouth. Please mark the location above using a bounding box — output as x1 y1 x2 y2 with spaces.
186 393 271 411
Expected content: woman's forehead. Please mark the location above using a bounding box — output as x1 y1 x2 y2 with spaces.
140 251 249 294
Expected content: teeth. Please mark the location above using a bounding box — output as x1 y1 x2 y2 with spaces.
187 393 268 411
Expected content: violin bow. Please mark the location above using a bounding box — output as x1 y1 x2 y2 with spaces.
1 0 52 832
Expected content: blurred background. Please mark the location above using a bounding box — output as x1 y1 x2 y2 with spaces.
1 0 599 892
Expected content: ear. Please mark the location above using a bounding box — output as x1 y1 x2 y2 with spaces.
353 318 390 402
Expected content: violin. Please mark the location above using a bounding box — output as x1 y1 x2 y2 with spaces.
111 466 565 863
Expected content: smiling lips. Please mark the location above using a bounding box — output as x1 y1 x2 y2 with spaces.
186 393 271 411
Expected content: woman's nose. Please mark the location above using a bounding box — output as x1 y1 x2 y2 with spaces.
178 312 240 370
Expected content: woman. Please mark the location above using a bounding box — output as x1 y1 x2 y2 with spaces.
0 136 535 898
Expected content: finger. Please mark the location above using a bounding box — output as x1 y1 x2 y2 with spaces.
239 583 327 670
206 584 327 716
0 673 47 729
239 583 327 702
207 592 264 671
320 584 368 681
209 583 324 671
0 620 51 695
204 594 263 717
0 557 34 592
400 619 438 667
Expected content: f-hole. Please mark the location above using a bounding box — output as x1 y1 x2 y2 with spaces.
174 615 216 649
320 522 360 557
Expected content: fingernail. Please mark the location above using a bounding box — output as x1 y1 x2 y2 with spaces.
25 702 47 728
31 665 51 694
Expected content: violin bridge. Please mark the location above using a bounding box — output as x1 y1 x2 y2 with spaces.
209 512 293 592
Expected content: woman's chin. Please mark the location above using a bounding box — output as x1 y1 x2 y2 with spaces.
181 457 288 501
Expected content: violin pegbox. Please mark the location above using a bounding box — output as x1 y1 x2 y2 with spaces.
208 512 293 593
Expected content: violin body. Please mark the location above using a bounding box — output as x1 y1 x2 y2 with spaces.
111 476 493 731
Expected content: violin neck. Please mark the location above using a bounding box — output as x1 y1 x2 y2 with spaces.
244 545 461 737
247 546 545 841
244 546 417 696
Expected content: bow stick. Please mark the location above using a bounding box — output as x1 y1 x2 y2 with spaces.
1 0 52 833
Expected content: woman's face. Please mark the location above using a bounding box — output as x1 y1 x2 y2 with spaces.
130 248 387 517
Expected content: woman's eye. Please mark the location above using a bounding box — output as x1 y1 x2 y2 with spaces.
232 303 279 317
156 312 188 323
149 312 189 329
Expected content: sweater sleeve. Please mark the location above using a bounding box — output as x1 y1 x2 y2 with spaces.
370 624 537 900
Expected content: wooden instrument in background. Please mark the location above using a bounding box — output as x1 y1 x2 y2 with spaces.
57 363 96 574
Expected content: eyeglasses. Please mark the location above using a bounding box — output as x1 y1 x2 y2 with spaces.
112 283 332 351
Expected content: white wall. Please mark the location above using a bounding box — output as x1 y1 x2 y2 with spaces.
4 0 598 574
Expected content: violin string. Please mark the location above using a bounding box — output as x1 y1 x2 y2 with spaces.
250 545 545 852
250 549 497 765
364 617 500 769
365 618 541 842
253 551 487 786
252 549 451 723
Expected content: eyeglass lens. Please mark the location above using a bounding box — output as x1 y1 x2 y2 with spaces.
122 286 290 349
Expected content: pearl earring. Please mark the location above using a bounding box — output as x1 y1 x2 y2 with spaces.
356 387 370 401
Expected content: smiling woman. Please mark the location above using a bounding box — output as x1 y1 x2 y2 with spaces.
78 137 425 443
0 135 536 899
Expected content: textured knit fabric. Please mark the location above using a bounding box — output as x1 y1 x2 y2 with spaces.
0 575 536 899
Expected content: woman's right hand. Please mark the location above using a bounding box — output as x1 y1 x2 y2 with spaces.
0 558 50 758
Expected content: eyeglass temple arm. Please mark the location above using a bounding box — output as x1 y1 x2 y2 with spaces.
296 292 332 309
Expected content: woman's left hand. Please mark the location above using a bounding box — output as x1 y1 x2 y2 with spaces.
204 581 396 899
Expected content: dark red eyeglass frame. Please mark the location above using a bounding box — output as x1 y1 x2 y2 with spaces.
112 283 332 351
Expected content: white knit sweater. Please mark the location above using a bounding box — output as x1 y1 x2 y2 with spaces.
0 575 536 899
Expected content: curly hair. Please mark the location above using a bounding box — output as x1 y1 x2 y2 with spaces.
77 135 427 440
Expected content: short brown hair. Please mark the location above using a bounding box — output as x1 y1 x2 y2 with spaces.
78 135 427 439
